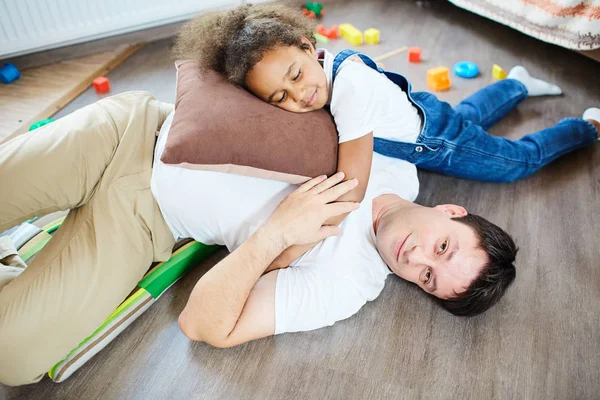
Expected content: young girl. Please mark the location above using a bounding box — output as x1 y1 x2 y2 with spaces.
175 3 600 242
175 3 599 190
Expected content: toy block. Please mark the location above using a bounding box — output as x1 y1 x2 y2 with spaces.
28 118 55 131
92 76 111 94
492 64 507 80
324 24 339 39
408 47 421 63
317 24 339 39
305 2 324 17
427 66 451 91
364 28 380 44
314 33 329 44
340 24 363 46
0 63 20 84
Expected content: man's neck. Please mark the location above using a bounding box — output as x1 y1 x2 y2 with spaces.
372 194 404 233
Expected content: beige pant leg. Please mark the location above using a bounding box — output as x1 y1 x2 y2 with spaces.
0 92 175 386
0 101 119 232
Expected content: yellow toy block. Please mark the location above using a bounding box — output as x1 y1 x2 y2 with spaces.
427 66 451 91
340 23 363 46
364 28 380 44
339 24 352 36
492 64 507 80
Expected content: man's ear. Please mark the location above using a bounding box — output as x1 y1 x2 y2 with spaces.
301 37 317 57
434 204 468 218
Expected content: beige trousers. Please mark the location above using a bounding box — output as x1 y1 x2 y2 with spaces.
0 92 176 386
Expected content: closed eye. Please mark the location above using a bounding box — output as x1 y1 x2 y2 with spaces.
277 92 287 103
292 69 302 82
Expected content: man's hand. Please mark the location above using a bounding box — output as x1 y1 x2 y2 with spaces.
264 172 360 248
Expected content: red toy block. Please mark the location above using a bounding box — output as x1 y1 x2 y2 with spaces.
93 76 110 94
316 24 339 39
408 47 421 63
326 24 339 39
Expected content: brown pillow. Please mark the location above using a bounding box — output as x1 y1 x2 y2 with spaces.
160 60 339 184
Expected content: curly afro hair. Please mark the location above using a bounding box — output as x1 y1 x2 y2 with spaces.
174 3 317 88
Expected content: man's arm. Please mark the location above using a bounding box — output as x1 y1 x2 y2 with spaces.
178 173 360 347
178 227 283 347
267 133 373 271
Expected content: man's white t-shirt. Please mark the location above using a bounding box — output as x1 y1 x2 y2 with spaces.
151 114 419 334
151 50 422 334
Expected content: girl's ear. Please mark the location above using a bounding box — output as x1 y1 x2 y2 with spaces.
301 37 317 58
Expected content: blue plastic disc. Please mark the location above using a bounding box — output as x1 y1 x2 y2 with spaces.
453 61 479 79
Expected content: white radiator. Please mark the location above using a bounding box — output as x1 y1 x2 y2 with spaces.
0 0 240 58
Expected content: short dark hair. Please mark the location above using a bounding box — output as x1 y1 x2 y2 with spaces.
174 3 316 87
438 214 518 317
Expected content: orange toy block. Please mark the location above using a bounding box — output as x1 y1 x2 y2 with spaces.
92 76 110 94
427 66 451 91
408 47 421 63
316 24 338 39
326 24 339 39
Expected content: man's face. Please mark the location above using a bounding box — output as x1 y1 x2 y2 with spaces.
245 38 329 113
375 201 487 299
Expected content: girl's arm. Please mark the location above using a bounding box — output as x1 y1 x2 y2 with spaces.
266 133 373 271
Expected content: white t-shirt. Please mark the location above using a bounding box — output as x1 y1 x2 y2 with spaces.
321 49 422 144
151 113 419 334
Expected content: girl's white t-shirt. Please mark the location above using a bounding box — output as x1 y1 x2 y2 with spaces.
321 49 422 144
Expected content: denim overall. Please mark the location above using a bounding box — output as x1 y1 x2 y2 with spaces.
332 50 598 182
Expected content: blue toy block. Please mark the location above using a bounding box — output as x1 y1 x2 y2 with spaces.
0 63 21 84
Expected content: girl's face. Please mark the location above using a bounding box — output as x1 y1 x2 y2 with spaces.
245 38 328 113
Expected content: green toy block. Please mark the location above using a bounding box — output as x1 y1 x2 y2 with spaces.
29 118 54 131
305 2 324 17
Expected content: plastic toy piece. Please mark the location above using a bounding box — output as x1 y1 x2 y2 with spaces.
29 118 55 131
364 28 380 44
0 63 21 84
317 24 338 39
326 25 339 39
92 76 111 94
453 61 479 79
427 66 452 91
304 2 324 17
408 47 421 63
340 23 363 46
492 64 507 80
314 33 329 44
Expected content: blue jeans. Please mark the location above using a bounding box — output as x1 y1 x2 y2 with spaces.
332 50 598 182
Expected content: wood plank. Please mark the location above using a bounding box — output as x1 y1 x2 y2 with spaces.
0 43 145 144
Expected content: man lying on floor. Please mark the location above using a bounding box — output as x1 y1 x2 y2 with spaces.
152 113 518 348
0 92 517 386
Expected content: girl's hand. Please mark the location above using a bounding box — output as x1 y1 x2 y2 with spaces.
263 172 360 248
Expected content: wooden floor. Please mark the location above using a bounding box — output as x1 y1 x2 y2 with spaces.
2 1 599 399
0 44 143 143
